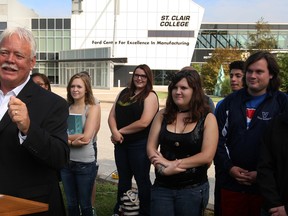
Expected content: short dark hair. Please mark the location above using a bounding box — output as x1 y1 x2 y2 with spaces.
229 60 244 72
244 51 280 91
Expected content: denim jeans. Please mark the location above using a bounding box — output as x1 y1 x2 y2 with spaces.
151 181 209 216
113 139 151 215
61 160 97 216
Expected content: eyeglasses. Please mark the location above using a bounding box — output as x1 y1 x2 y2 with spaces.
134 74 147 80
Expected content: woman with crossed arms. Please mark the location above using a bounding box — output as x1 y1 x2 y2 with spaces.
61 72 100 216
147 67 218 216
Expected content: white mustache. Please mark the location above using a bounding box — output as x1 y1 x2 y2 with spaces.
1 63 19 71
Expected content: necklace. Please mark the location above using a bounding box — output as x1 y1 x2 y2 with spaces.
174 117 188 133
178 109 190 113
174 114 188 147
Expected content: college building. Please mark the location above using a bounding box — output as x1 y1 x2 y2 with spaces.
1 0 288 88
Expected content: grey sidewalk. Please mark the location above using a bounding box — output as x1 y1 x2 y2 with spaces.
51 85 215 209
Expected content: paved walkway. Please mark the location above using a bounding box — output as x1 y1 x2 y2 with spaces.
51 85 215 209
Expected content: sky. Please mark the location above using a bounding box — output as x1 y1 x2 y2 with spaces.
19 0 288 23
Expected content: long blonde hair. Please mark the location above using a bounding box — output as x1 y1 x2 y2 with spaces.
67 72 96 106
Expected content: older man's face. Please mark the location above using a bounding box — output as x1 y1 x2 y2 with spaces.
0 33 36 92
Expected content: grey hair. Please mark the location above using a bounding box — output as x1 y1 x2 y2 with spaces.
0 27 37 59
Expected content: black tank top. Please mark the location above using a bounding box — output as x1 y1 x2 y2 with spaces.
115 88 158 143
154 115 208 188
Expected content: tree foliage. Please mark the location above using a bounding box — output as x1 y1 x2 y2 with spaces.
247 17 277 52
277 53 288 92
200 48 243 94
198 18 280 95
220 77 232 96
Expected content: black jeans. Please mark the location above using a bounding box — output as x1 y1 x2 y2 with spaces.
114 139 151 215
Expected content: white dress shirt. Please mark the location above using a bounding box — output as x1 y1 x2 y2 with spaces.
0 76 30 143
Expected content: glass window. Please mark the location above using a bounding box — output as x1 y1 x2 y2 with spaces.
48 19 54 29
32 30 38 36
48 53 55 60
39 38 47 51
38 63 46 73
55 30 62 36
63 38 71 50
0 22 7 30
31 19 38 29
40 19 46 29
56 19 62 29
40 53 47 60
55 38 62 50
47 38 54 52
63 30 71 37
64 19 71 29
39 30 46 37
47 30 54 37
96 69 102 86
278 25 288 29
96 62 102 67
277 33 288 49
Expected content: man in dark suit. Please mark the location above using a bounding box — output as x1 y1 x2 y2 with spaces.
0 27 69 215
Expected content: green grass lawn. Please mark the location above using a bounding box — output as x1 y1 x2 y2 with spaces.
156 91 168 100
156 91 223 104
94 178 118 216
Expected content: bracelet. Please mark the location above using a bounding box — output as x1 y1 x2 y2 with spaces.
157 164 165 175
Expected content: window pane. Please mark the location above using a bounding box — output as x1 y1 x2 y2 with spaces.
63 38 71 50
32 30 39 36
55 38 62 50
40 19 46 29
39 30 46 37
48 19 54 29
32 19 38 29
47 30 54 36
39 38 47 51
56 19 62 29
47 38 54 52
64 19 71 29
40 53 46 60
63 30 71 37
55 30 62 36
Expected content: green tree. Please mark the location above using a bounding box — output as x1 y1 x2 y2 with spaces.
200 48 242 94
277 53 288 92
220 77 232 96
191 63 202 73
247 17 277 52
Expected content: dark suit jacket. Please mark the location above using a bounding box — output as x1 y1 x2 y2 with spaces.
0 79 69 215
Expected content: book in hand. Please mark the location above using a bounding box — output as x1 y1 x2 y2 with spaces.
67 114 83 135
